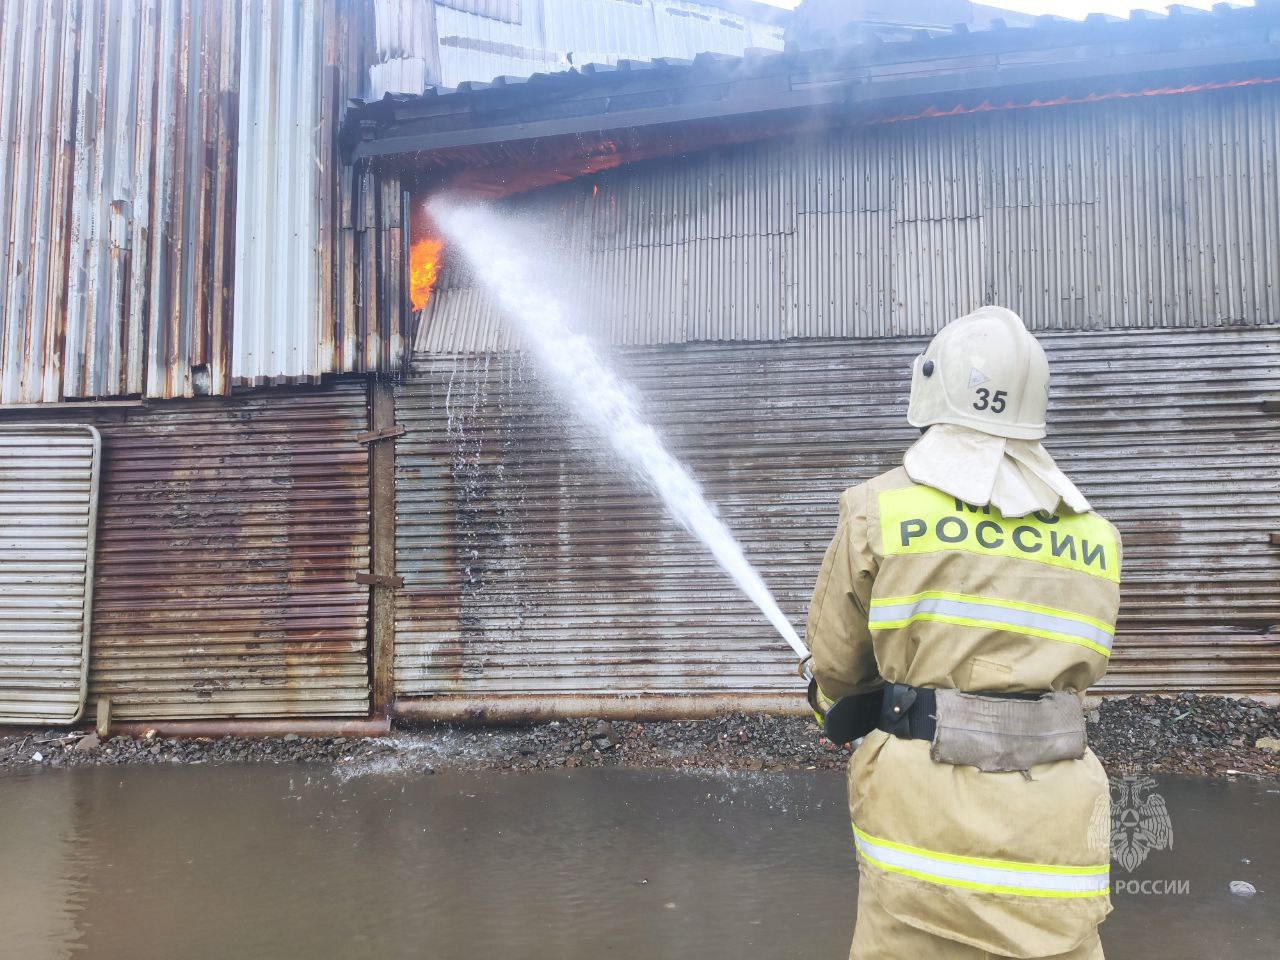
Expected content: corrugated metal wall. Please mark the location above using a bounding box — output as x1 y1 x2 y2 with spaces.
234 0 407 384
81 383 372 719
370 0 440 106
0 0 234 404
0 425 100 724
0 383 374 720
0 0 403 404
369 0 785 97
419 85 1280 352
394 328 1280 700
233 0 327 383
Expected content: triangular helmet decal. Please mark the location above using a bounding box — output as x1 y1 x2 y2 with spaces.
968 366 989 388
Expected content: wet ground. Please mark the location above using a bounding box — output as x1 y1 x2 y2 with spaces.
0 765 1275 959
5 695 1280 780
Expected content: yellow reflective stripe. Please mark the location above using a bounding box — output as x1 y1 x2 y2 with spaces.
874 590 1113 634
878 485 1119 582
855 850 1107 900
853 825 1106 875
871 611 1111 658
868 591 1114 657
852 824 1110 899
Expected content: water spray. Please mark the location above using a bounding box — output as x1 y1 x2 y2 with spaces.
429 199 809 662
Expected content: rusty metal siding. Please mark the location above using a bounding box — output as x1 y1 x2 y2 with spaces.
0 424 100 724
73 383 372 719
1 0 79 404
393 327 1280 702
233 0 326 383
232 0 405 387
0 0 401 405
419 85 1280 353
0 0 241 403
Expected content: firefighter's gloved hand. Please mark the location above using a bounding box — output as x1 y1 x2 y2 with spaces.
801 657 881 745
807 677 825 729
797 657 823 728
804 667 829 726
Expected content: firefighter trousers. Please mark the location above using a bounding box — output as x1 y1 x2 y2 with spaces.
849 879 1105 960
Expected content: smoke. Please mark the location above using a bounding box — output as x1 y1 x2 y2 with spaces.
429 198 808 660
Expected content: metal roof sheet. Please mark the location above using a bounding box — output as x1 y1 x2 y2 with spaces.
364 1 1273 102
368 0 787 99
346 1 1280 168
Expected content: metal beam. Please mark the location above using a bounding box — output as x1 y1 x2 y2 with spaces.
369 377 399 714
106 717 392 738
355 84 841 158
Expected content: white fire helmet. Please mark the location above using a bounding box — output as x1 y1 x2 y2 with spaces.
907 306 1049 441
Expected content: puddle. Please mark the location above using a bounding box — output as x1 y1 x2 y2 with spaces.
0 766 1273 958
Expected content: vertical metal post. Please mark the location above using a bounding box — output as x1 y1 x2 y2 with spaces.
96 697 112 739
368 376 398 714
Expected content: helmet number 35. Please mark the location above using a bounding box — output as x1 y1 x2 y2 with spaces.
973 388 1007 413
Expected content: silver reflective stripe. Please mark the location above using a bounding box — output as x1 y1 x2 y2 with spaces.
853 826 1110 898
868 594 1114 655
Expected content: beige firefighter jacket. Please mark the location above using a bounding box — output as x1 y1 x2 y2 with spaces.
808 466 1122 959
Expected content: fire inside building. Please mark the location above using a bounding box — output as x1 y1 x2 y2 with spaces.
1 0 1278 732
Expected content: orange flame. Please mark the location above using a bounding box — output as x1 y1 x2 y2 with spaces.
409 237 444 311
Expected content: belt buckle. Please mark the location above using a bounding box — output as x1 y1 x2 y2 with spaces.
885 683 919 738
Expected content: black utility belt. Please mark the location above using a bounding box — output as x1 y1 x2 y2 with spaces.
822 682 1088 773
823 682 1049 746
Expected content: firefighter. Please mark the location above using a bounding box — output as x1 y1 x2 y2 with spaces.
806 306 1119 959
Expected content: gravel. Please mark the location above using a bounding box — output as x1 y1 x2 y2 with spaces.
1 694 1277 780
1086 693 1280 779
